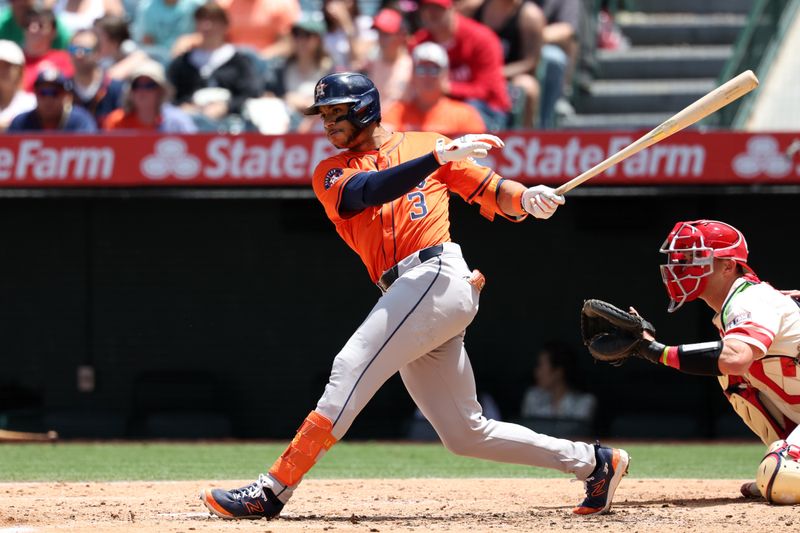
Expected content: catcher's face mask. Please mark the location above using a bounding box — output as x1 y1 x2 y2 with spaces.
659 220 751 312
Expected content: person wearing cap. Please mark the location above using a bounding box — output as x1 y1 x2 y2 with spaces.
102 59 197 132
8 66 97 131
363 8 411 111
0 39 35 130
586 219 800 502
411 0 510 131
257 11 331 133
0 0 71 50
21 6 74 92
167 0 261 122
381 41 485 134
68 28 124 125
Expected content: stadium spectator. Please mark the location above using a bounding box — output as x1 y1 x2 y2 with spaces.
93 14 148 80
468 0 545 128
53 0 124 35
322 0 376 71
411 0 510 131
219 0 298 57
255 11 331 133
0 39 35 130
381 41 485 133
132 0 204 59
534 0 583 127
167 0 261 124
173 0 300 59
8 67 97 131
0 0 71 49
103 58 197 132
21 6 74 92
363 8 411 111
68 28 124 124
520 340 596 423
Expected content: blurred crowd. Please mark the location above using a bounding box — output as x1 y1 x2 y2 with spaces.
0 0 625 134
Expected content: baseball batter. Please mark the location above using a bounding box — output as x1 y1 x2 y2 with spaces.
582 220 800 504
201 72 629 520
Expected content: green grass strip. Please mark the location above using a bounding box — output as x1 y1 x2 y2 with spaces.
0 441 765 482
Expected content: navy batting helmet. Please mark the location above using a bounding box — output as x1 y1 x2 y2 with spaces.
303 72 381 128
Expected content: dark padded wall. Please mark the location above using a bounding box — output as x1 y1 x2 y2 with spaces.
0 192 794 440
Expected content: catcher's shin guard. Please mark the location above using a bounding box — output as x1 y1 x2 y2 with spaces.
269 411 337 486
756 440 800 504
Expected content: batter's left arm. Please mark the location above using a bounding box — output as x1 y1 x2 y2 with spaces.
498 180 565 220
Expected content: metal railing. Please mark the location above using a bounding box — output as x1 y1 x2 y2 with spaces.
713 0 797 127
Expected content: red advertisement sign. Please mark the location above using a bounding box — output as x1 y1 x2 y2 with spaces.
0 131 797 187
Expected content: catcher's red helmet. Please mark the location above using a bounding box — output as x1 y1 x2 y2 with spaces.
659 220 751 312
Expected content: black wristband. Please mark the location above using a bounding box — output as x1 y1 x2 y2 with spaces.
636 340 665 364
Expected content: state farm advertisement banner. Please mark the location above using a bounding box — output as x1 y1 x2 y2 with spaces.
0 131 797 187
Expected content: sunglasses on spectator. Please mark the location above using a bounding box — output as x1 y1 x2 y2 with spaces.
414 64 443 77
35 86 65 97
291 28 316 38
68 44 95 56
131 79 160 91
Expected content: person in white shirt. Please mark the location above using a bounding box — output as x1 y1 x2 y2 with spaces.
0 39 35 130
520 340 596 422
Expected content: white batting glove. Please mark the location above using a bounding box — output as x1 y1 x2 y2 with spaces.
433 134 504 165
521 185 565 219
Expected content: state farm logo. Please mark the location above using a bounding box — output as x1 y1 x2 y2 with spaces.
141 138 201 180
732 136 792 178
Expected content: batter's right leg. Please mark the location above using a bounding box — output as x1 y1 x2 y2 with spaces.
400 336 629 514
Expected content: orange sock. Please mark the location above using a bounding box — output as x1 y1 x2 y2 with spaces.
269 411 337 486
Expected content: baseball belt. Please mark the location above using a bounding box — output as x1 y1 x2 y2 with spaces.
377 244 444 292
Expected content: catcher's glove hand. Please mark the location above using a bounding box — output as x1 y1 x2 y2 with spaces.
581 299 657 365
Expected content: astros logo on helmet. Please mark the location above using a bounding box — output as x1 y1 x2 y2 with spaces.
304 72 381 128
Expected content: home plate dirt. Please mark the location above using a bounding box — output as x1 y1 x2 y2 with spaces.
1 478 796 532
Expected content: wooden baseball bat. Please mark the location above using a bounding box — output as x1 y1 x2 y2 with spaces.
554 70 759 195
0 428 58 442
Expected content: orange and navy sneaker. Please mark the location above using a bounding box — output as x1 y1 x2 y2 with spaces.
201 475 284 520
572 444 630 515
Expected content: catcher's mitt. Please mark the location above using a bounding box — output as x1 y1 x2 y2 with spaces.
581 299 656 364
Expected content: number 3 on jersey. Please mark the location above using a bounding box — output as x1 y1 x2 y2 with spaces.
406 180 428 220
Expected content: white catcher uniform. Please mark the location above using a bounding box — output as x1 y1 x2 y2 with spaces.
715 277 800 445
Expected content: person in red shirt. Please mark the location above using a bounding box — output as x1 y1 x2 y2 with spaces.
201 71 629 521
411 0 510 131
382 41 485 134
21 7 73 92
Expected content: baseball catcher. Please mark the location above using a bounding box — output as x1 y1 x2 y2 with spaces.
581 220 800 504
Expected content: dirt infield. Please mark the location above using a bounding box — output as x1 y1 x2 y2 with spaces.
1 478 796 533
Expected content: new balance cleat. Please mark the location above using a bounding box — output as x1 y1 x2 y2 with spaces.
201 476 284 520
573 444 630 515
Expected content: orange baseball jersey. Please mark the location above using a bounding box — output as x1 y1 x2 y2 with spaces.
312 131 523 282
